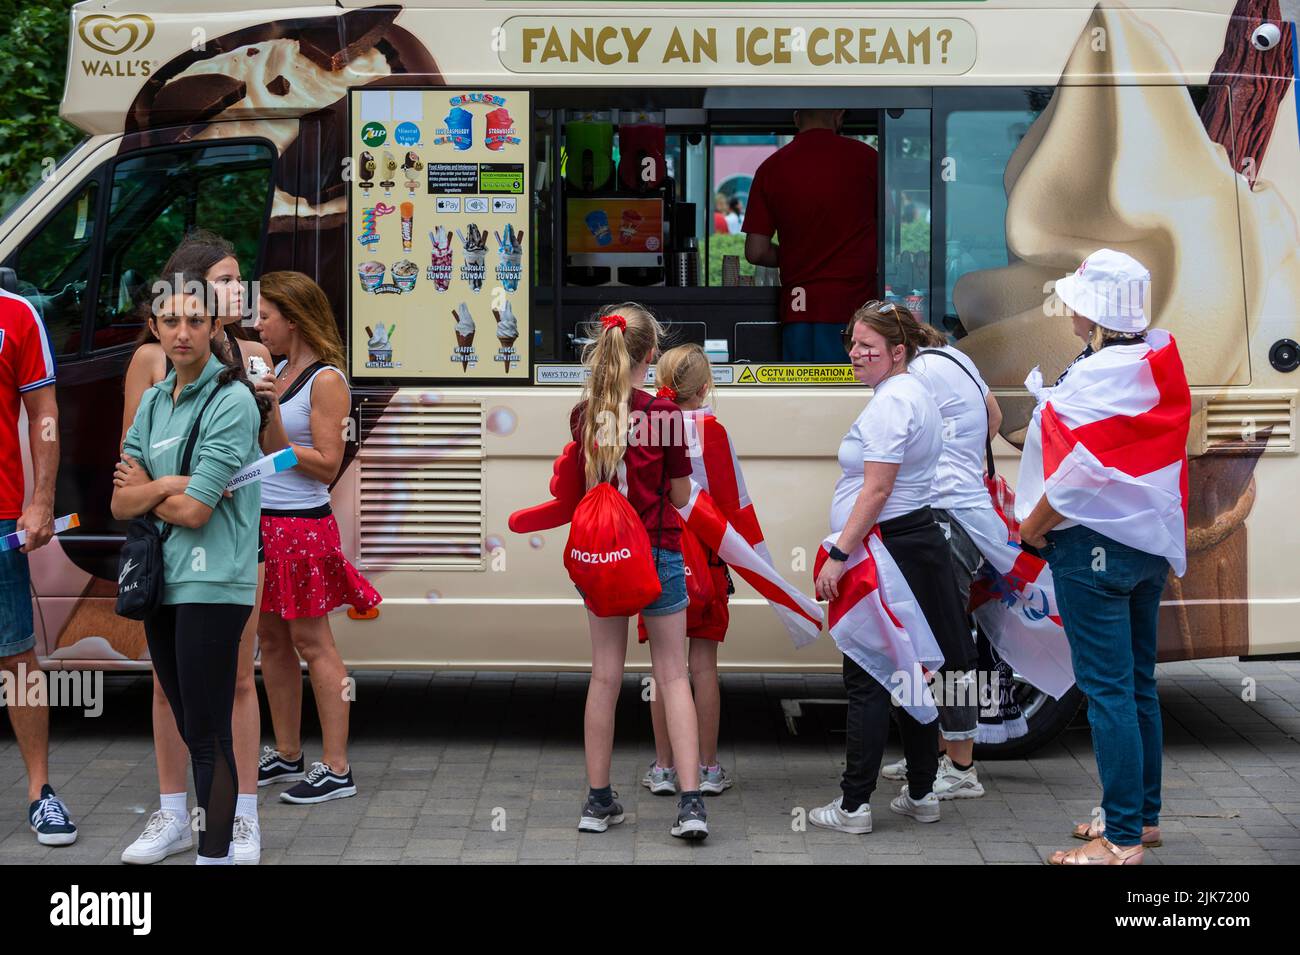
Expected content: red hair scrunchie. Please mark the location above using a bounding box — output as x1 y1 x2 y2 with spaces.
656 385 678 402
601 313 627 332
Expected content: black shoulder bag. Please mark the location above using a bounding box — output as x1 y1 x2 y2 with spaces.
917 348 995 480
115 386 223 620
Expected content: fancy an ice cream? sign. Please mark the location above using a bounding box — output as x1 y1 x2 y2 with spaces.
502 18 975 74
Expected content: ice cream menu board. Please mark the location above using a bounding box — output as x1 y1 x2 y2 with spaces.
349 89 530 380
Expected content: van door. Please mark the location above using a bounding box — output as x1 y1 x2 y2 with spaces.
2 135 278 591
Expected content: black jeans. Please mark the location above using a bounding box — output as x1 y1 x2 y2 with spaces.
839 506 973 807
144 602 249 859
842 655 939 806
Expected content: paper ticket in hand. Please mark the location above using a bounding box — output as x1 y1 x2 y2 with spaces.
226 447 298 492
1024 366 1046 402
0 513 80 552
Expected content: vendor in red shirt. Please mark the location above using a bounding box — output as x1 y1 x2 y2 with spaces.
743 109 878 363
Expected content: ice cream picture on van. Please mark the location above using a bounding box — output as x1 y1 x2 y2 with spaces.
452 303 476 371
366 324 394 366
494 302 519 373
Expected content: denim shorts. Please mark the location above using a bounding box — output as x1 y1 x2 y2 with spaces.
641 547 689 617
0 520 36 657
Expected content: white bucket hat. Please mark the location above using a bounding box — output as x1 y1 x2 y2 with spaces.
1053 248 1151 333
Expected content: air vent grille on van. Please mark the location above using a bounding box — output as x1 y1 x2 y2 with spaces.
1202 392 1295 454
356 395 484 569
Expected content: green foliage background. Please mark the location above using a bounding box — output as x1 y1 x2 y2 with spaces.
0 0 81 220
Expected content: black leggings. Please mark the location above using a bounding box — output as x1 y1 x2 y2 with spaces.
144 602 249 859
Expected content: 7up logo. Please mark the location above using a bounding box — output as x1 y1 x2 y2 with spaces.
361 123 387 147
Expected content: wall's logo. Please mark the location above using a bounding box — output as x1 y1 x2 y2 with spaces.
78 14 155 55
78 14 156 77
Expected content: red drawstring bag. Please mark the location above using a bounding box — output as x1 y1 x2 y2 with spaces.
564 483 661 617
680 526 715 606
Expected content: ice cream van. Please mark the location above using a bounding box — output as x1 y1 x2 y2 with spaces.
3 0 1298 756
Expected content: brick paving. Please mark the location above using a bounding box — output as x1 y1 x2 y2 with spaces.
1 658 1297 864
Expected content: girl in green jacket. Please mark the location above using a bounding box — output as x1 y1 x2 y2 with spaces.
112 278 269 864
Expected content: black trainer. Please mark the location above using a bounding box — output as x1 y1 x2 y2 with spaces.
29 785 77 846
671 795 709 840
257 746 306 787
279 762 357 804
577 791 625 833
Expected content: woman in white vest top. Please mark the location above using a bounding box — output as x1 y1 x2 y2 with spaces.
250 272 380 806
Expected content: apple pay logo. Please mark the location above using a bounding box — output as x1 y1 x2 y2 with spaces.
435 197 461 213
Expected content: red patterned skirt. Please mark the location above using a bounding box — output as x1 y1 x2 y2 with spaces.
260 508 381 620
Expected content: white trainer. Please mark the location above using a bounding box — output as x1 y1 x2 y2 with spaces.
880 758 908 781
121 809 192 865
232 814 262 865
888 785 941 823
809 796 873 834
933 755 985 800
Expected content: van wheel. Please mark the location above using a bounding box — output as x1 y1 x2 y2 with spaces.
973 683 1085 760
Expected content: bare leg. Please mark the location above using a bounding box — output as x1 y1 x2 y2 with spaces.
945 738 974 767
689 639 721 767
648 680 674 769
257 612 302 760
2 649 50 801
288 615 350 774
644 610 700 792
584 611 628 788
232 563 264 793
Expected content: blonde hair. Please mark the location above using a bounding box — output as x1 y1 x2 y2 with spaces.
655 344 713 408
578 302 665 487
257 271 347 372
848 300 933 362
1086 322 1145 352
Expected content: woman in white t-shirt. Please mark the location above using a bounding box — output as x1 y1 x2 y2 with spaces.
894 328 1007 798
809 301 976 835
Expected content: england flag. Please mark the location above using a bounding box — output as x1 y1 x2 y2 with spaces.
675 482 823 647
1015 328 1191 576
679 408 824 646
950 499 1076 701
813 532 946 723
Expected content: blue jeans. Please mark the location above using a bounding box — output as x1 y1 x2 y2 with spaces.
642 547 688 616
1043 524 1168 847
0 519 36 657
782 323 846 363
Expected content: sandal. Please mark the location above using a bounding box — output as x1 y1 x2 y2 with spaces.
1048 836 1144 865
1071 821 1162 847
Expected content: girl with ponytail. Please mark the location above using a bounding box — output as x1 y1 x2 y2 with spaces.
118 233 275 866
568 303 711 841
113 283 265 864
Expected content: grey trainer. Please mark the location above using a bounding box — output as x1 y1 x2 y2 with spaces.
578 792 625 833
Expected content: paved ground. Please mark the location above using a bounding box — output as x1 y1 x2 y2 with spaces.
1 658 1298 864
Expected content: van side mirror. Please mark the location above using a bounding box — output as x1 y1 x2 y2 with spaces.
0 268 15 294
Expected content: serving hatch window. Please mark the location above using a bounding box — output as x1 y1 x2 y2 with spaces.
532 92 929 374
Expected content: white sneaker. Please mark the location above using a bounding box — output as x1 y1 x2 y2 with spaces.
232 814 261 865
933 755 985 800
880 758 908 781
641 762 679 795
889 785 941 823
121 809 192 864
809 796 873 834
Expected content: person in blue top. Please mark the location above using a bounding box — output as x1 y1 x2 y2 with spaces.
112 278 268 864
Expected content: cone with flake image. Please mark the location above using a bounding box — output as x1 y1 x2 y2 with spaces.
452 302 476 372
